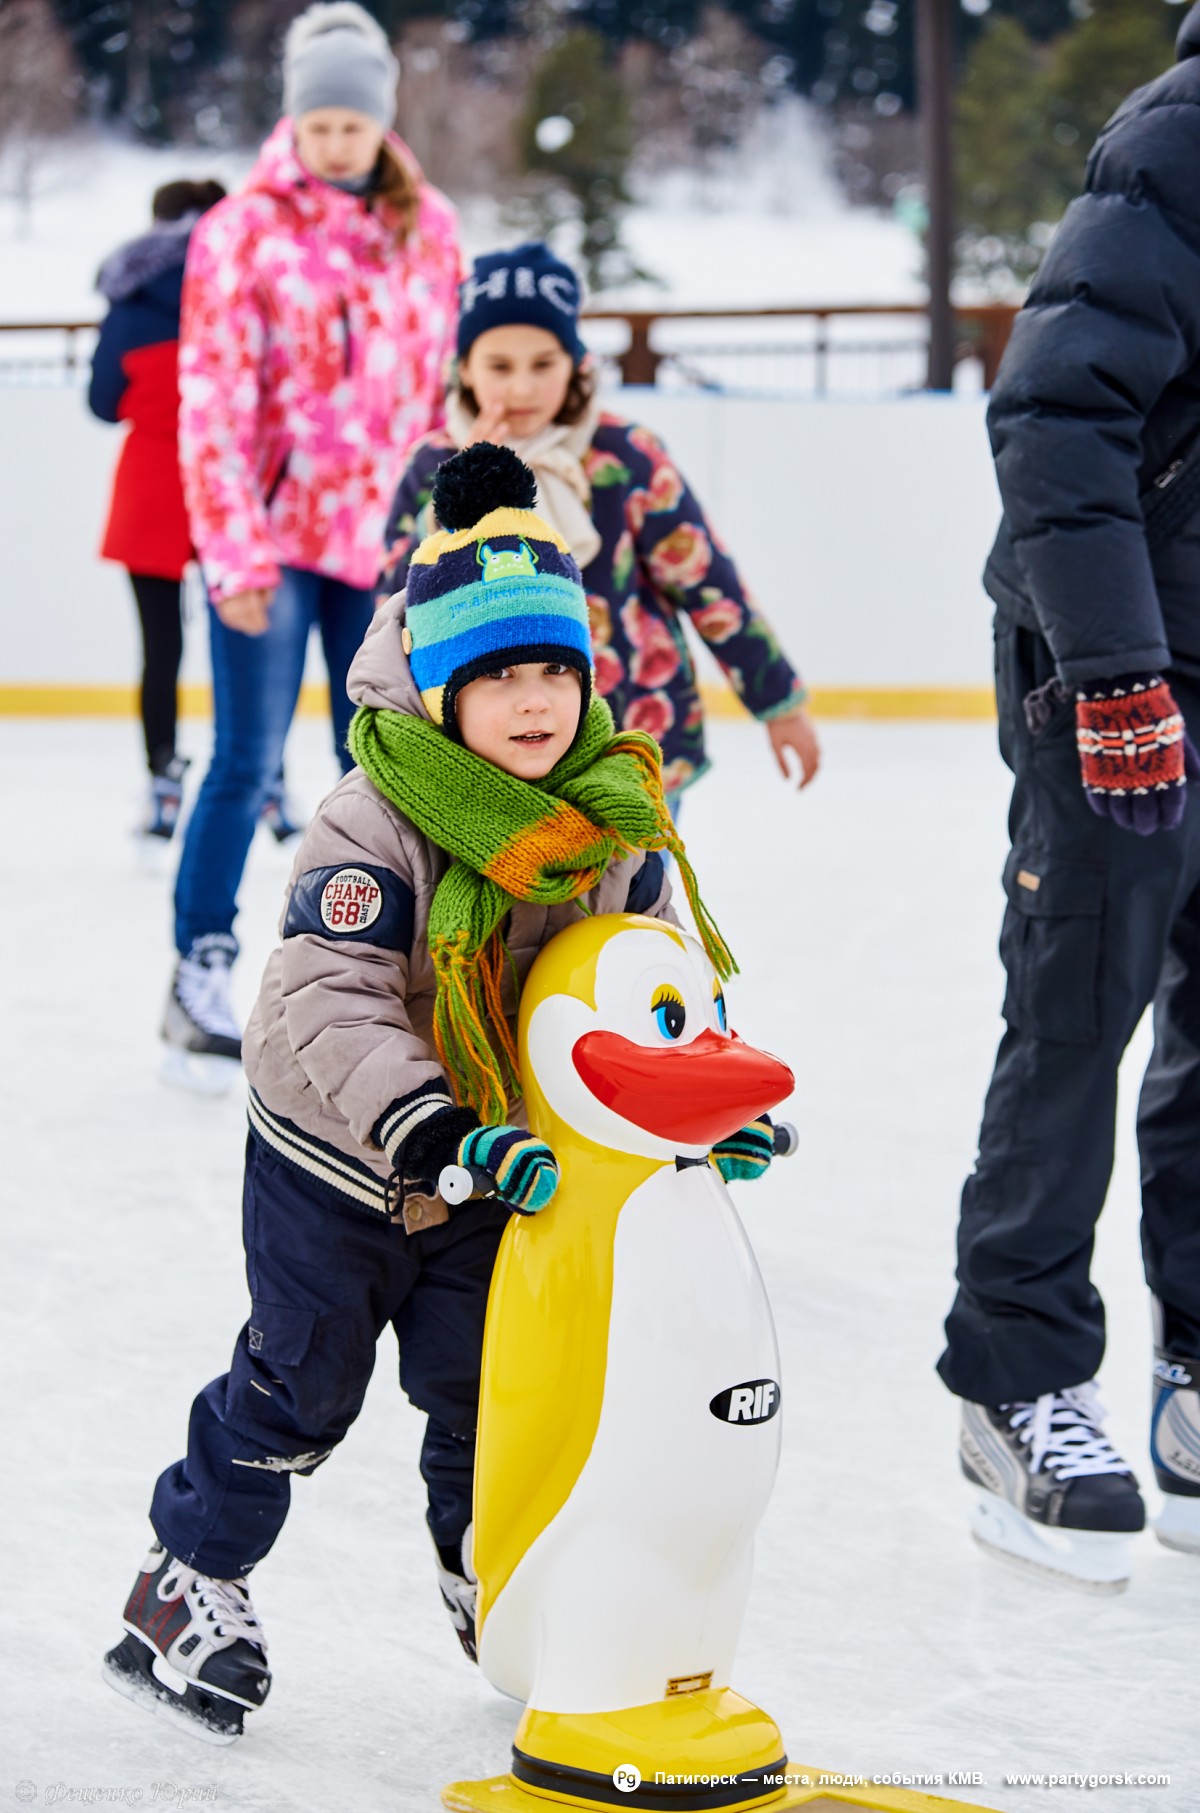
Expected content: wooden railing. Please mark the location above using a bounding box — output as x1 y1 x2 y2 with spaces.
0 320 99 376
0 303 1021 394
583 302 1019 392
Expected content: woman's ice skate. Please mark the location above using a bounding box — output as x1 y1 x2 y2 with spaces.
160 934 242 1093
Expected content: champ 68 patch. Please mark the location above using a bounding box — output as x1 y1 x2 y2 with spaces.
284 863 416 953
320 867 382 933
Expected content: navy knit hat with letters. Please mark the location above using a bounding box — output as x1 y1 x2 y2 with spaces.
456 242 586 363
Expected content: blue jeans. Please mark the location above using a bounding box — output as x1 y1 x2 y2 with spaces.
174 567 374 954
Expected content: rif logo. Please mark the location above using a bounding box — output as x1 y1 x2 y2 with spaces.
709 1379 781 1425
320 867 383 934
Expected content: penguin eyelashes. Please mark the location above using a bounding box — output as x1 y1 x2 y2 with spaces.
650 983 687 1042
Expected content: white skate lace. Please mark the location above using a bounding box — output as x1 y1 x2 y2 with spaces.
184 1570 266 1650
177 948 240 1040
1006 1383 1130 1480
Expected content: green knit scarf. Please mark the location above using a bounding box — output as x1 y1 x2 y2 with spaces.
347 697 736 1121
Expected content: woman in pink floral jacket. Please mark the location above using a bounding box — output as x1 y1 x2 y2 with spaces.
165 2 463 1087
380 243 818 806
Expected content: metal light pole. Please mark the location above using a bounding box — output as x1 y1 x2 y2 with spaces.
916 0 955 390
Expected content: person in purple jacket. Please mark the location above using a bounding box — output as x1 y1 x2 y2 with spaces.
89 178 302 854
380 242 820 811
89 180 227 846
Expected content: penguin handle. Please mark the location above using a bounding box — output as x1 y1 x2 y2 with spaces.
773 1121 799 1159
438 1161 499 1205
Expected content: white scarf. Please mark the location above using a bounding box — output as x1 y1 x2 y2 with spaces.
446 389 604 572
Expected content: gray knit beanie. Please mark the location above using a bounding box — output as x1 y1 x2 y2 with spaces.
282 3 399 129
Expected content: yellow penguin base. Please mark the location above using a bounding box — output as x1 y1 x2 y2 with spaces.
441 1769 1001 1813
441 1694 1000 1813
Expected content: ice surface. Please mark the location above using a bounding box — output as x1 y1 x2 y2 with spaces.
1 714 1193 1812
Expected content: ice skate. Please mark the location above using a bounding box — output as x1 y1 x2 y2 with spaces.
434 1524 478 1664
136 756 189 872
960 1383 1145 1592
260 785 306 846
1150 1342 1200 1554
142 755 190 842
160 934 242 1093
103 1543 270 1744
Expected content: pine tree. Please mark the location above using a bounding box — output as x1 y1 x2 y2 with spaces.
0 0 82 230
957 0 1178 285
518 29 638 289
50 0 228 139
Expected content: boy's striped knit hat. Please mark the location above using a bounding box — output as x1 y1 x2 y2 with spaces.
403 443 593 740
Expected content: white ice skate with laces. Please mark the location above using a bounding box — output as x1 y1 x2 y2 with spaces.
960 1382 1145 1592
160 933 242 1094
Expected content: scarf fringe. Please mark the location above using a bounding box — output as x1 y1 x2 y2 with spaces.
608 731 738 983
431 931 517 1124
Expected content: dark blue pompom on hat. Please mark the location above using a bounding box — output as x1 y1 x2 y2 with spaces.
456 242 586 364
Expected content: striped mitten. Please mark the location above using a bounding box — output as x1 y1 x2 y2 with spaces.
459 1125 560 1215
1075 674 1198 835
712 1117 775 1184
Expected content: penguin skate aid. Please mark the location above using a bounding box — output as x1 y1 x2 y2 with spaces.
441 914 999 1813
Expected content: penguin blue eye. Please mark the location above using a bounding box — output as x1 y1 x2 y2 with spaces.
713 989 727 1032
651 984 686 1041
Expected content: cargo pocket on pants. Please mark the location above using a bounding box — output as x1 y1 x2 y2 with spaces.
999 850 1105 1046
246 1302 317 1369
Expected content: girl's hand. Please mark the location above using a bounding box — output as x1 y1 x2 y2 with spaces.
462 398 513 448
214 587 273 635
766 705 821 789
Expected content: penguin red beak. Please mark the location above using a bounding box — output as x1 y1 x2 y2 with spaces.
571 1028 794 1147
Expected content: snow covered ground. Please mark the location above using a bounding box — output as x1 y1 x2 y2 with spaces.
0 106 922 323
2 712 1194 1813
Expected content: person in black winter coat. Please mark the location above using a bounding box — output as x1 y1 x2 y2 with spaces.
939 3 1200 1588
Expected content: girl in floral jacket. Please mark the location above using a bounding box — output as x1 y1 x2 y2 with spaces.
164 2 462 1089
379 242 819 803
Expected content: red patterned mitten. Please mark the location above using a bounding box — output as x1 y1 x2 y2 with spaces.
1075 675 1199 835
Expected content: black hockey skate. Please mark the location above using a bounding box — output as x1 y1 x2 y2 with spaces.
960 1383 1145 1592
161 934 242 1093
103 1543 270 1744
434 1525 479 1663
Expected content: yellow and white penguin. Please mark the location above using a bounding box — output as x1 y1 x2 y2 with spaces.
444 914 995 1813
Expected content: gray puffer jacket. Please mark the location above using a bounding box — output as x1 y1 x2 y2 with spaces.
242 592 675 1222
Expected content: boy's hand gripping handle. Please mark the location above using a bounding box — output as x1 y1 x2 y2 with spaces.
440 1130 794 1205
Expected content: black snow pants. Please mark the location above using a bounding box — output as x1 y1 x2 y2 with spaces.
938 623 1200 1405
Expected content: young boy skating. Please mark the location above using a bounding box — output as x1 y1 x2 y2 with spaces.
103 443 757 1742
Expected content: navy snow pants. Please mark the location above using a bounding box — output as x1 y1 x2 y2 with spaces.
151 1134 508 1579
939 624 1200 1406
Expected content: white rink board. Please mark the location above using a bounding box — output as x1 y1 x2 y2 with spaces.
0 387 998 691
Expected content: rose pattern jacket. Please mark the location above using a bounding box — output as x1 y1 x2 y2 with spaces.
178 119 462 604
379 413 807 794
